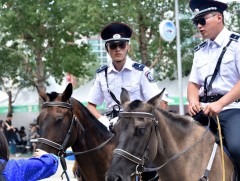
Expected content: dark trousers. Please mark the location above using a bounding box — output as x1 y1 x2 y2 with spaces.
219 109 240 175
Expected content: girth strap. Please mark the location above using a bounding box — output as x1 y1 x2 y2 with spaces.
199 143 218 181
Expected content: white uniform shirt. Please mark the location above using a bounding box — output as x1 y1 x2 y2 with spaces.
88 58 160 110
189 28 240 109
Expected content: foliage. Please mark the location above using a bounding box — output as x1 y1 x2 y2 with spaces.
0 0 239 90
0 0 98 90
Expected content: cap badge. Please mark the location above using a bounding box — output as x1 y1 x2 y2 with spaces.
193 8 200 16
113 34 121 39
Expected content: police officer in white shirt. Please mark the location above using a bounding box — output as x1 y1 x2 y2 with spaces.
187 0 240 179
87 22 160 129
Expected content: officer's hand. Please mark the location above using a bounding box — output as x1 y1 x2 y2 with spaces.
188 101 201 116
34 149 48 158
109 117 119 125
98 116 110 130
203 101 223 117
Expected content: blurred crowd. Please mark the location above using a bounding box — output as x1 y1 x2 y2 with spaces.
0 113 40 156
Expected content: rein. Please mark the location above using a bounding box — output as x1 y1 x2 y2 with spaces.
114 111 210 178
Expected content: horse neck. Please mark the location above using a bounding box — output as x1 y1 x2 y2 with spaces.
154 110 210 159
72 100 112 149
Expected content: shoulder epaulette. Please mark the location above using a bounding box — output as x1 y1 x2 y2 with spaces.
194 41 207 52
230 33 240 42
96 65 108 73
132 63 145 71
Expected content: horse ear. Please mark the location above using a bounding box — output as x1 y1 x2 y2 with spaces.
36 85 48 102
120 88 130 107
147 88 165 107
61 83 73 102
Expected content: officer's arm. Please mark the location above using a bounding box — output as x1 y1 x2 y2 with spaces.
87 102 102 119
187 81 201 115
218 80 240 107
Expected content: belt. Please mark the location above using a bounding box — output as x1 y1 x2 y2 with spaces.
199 94 240 103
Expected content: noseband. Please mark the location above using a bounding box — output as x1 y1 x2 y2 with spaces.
38 101 76 155
113 112 158 177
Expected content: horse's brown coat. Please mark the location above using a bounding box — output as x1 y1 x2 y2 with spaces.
37 83 115 181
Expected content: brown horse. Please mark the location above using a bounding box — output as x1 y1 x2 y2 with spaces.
106 88 235 181
36 83 116 181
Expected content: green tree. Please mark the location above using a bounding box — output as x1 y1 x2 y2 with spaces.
0 0 98 93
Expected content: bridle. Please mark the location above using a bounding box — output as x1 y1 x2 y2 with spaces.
113 111 209 181
37 100 115 180
37 101 76 181
38 101 76 155
113 111 158 180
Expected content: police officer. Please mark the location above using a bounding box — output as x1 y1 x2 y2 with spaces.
187 0 240 179
160 90 174 111
87 22 160 128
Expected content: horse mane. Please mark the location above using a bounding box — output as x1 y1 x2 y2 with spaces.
71 98 112 137
158 108 195 129
127 100 152 112
47 92 59 101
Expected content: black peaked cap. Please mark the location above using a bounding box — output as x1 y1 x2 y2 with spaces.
101 22 132 43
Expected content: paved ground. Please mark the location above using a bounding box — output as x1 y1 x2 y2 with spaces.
11 154 78 181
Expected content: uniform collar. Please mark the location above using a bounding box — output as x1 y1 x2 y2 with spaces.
108 57 132 73
209 27 229 47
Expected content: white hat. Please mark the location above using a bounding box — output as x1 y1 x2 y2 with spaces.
162 91 174 103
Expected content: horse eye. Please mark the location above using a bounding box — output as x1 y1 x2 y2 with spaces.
135 127 146 136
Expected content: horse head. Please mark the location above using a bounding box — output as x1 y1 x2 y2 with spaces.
36 83 81 155
106 88 164 181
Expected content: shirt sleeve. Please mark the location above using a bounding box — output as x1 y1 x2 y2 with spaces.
140 67 160 101
189 53 201 85
87 75 104 105
3 154 58 181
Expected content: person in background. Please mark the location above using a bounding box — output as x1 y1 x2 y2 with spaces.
187 0 240 179
2 113 17 154
29 123 40 153
0 129 58 181
160 90 174 111
18 126 27 147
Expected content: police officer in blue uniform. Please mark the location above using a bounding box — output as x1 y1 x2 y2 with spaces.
87 22 159 127
187 0 240 179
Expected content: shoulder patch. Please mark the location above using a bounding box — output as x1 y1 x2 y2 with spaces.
96 65 108 73
132 63 145 71
230 33 240 42
145 70 155 82
194 41 207 52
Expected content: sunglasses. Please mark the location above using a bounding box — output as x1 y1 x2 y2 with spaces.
108 41 127 50
192 14 216 27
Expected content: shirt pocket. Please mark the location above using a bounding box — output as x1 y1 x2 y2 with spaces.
124 84 141 101
196 61 208 81
220 54 235 76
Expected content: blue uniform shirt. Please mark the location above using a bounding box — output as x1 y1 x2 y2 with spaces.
0 154 58 181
